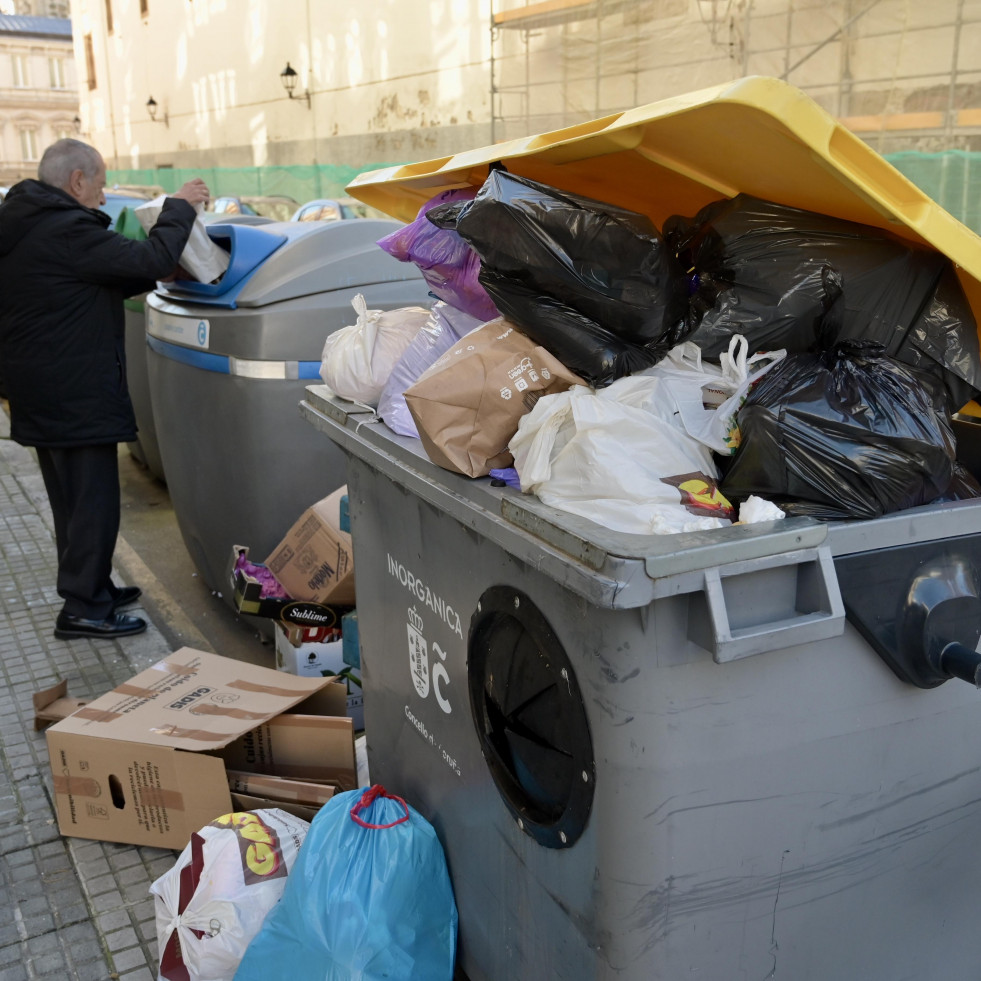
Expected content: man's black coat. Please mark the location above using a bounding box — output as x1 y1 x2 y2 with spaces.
0 180 196 447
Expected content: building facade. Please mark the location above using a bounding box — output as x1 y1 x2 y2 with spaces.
0 13 77 187
70 1 981 185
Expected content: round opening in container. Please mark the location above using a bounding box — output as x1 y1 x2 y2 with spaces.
468 586 594 849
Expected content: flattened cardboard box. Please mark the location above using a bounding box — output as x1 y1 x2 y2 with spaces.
45 647 354 849
265 487 356 607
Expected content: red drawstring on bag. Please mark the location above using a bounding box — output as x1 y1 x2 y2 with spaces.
349 784 410 829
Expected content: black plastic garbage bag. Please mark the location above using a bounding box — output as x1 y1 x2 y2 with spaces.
476 270 675 385
720 340 959 520
665 194 981 409
429 169 690 387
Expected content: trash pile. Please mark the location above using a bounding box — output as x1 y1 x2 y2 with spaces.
39 648 455 980
151 788 457 981
229 487 363 728
320 172 981 532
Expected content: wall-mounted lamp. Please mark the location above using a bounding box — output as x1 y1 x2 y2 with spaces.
280 62 311 108
146 96 169 128
72 115 81 133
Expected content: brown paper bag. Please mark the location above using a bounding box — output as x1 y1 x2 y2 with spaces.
404 318 585 477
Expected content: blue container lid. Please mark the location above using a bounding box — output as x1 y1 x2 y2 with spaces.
157 223 288 309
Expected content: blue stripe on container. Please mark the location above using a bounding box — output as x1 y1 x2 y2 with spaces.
146 335 231 374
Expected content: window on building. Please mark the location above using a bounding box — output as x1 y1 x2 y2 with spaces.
12 54 28 88
48 57 66 89
139 0 148 16
20 128 38 162
43 1 70 15
105 0 113 34
84 34 96 90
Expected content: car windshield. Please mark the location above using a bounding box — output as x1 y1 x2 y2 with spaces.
250 200 295 222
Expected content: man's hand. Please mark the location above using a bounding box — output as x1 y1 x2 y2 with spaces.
171 178 210 207
158 263 192 283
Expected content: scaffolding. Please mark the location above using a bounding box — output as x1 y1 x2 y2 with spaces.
489 0 981 156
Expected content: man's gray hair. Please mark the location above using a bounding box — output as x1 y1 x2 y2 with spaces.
38 139 103 190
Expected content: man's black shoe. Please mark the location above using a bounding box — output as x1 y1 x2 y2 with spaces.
111 585 142 611
54 612 147 639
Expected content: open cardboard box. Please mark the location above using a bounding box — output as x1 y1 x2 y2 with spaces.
33 679 89 731
274 622 365 731
45 647 355 849
265 487 356 607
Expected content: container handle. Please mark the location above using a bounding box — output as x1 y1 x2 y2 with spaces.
702 546 845 663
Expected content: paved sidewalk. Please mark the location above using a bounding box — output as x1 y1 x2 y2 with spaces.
0 413 174 981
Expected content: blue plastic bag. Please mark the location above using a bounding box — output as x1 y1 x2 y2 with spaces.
233 786 458 981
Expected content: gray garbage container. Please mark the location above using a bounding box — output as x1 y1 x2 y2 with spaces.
145 219 430 607
301 385 981 981
126 213 276 484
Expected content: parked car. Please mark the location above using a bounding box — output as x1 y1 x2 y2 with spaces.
100 188 152 229
291 197 390 222
210 195 298 222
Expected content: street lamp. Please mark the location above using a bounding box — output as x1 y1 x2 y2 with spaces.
146 96 169 128
280 62 311 108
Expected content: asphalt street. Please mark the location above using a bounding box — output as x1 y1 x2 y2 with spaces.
115 443 273 667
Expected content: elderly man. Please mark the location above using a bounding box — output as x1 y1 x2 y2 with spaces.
0 139 210 639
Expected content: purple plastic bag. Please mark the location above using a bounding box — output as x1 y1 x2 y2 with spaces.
376 189 499 322
377 301 485 437
233 550 290 599
488 467 521 490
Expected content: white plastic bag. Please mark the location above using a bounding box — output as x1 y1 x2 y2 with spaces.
150 808 309 981
641 336 785 455
134 194 231 284
319 294 431 407
509 376 735 536
738 495 786 524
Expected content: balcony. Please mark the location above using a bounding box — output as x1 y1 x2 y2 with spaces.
0 86 78 109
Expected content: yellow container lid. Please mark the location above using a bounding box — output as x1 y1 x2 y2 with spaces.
346 75 981 327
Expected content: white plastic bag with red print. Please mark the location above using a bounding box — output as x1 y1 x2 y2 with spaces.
150 808 309 981
509 373 735 536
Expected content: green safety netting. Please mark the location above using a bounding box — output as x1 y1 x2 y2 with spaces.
884 151 981 237
105 163 400 211
108 151 981 235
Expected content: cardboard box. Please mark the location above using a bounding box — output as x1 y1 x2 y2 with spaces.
225 770 336 806
228 792 319 825
265 487 356 607
33 679 89 731
273 623 365 731
229 545 348 627
44 647 355 849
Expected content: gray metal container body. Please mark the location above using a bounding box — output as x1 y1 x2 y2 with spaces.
126 216 275 484
302 387 981 981
145 221 430 599
124 296 168 481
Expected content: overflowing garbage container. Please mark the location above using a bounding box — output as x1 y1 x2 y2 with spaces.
145 218 430 604
298 76 981 980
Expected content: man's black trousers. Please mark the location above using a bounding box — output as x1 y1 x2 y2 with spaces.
35 443 121 620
